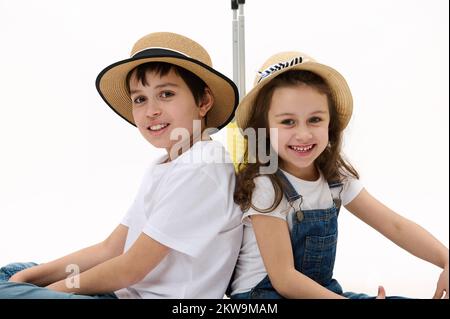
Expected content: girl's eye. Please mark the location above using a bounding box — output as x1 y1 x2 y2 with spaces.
133 96 146 104
309 116 322 123
281 119 295 126
160 91 174 98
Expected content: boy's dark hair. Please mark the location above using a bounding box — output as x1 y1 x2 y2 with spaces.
234 70 359 213
126 62 207 105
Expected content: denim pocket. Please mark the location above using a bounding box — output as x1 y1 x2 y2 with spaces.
301 233 337 284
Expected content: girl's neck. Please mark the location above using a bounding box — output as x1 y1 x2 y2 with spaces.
279 161 320 182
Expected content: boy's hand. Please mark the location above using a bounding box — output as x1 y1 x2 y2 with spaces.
376 285 386 299
433 263 449 299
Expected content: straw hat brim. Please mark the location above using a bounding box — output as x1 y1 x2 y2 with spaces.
96 50 238 131
236 61 353 130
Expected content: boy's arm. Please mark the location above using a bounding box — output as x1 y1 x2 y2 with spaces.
345 188 449 269
46 232 169 295
251 214 346 298
9 224 128 287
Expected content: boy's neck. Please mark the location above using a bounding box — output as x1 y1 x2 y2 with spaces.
166 132 212 162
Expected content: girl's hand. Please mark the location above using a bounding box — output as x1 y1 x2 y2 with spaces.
376 285 386 299
8 270 28 283
433 263 449 299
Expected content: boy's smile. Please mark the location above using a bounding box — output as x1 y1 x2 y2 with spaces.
129 69 210 155
147 122 170 136
268 84 330 181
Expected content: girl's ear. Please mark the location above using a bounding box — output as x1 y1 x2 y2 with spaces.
198 87 214 118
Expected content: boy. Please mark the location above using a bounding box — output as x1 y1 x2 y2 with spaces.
0 32 242 299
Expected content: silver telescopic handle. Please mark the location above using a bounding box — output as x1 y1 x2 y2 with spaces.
232 1 239 92
237 1 246 99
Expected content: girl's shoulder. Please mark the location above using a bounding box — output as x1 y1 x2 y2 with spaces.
338 174 362 188
250 175 277 206
253 174 277 195
251 174 290 210
243 175 290 222
335 175 364 206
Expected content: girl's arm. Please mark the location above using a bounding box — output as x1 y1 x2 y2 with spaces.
345 188 449 269
251 214 346 299
9 224 129 287
46 232 169 295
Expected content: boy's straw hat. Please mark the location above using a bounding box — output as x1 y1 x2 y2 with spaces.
96 32 238 130
235 51 353 130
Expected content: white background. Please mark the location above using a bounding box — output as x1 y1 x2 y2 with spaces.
0 0 448 298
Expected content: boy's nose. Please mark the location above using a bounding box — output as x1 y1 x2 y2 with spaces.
145 101 162 118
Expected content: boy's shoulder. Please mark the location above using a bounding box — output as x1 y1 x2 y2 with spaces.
155 140 234 184
175 140 234 170
151 142 236 201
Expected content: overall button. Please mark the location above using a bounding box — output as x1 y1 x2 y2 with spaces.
296 210 304 221
334 199 342 208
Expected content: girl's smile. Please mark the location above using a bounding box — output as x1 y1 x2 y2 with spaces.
288 143 316 157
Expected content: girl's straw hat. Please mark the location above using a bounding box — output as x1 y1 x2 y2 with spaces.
96 32 238 130
235 51 353 130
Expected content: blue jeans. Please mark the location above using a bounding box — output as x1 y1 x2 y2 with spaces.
231 290 406 299
0 262 117 299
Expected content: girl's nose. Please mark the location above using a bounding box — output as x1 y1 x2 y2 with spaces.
295 125 313 141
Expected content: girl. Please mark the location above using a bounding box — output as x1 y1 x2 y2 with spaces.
230 51 448 299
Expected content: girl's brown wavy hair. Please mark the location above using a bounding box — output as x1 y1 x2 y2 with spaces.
234 70 359 213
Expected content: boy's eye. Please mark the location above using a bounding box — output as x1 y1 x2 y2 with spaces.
309 116 322 123
133 96 146 104
280 119 295 126
160 91 174 98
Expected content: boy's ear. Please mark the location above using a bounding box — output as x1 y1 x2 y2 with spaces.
198 87 214 118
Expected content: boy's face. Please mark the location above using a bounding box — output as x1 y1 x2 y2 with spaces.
129 68 210 154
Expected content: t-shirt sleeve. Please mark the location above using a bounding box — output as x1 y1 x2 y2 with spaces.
142 164 231 258
341 177 364 206
242 176 290 226
120 210 132 227
121 199 139 227
120 162 159 227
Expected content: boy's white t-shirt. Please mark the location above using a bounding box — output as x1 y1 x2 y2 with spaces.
114 140 243 299
230 170 363 295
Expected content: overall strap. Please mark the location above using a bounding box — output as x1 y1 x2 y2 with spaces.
327 180 344 210
275 169 301 202
275 170 304 222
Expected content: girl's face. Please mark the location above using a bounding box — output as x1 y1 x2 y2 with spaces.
268 84 330 181
129 68 212 155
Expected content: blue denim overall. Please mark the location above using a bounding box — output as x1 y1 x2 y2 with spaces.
231 170 407 299
231 170 344 299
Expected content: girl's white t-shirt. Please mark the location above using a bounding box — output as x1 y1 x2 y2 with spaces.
114 140 243 299
230 170 363 295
